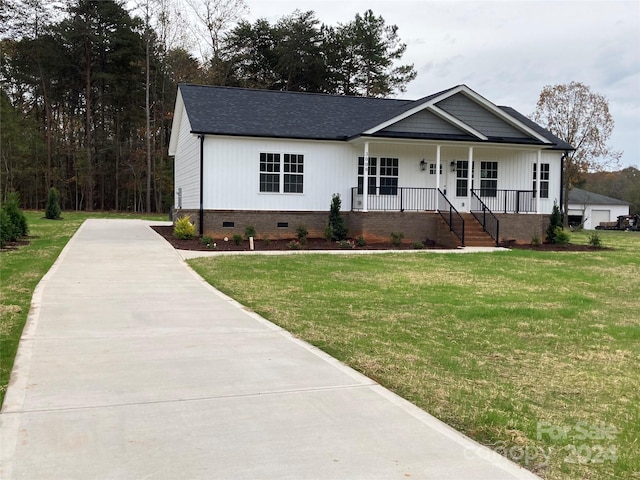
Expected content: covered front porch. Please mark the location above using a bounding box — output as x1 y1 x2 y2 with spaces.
350 186 536 214
348 139 556 216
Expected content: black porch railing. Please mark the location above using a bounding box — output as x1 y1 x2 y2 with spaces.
437 188 464 246
471 189 535 213
351 187 438 212
471 191 500 245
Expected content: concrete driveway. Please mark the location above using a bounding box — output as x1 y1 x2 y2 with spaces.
1 219 539 479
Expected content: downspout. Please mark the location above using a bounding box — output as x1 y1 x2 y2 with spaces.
560 150 568 223
199 134 204 237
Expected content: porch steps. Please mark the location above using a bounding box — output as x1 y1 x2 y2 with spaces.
460 213 497 247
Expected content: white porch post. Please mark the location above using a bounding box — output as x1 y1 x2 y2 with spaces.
363 142 369 213
536 149 541 214
435 144 441 191
467 146 473 212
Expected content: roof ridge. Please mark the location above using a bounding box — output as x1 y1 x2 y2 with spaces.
178 83 411 104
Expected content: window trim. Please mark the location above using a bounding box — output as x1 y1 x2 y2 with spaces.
259 152 304 194
379 157 399 196
357 157 377 195
456 160 469 197
533 163 550 199
480 161 498 197
358 157 399 196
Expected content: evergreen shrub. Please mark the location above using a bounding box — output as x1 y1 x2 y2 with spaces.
45 187 62 220
173 215 195 240
328 193 347 241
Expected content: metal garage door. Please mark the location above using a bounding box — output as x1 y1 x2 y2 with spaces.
591 209 611 228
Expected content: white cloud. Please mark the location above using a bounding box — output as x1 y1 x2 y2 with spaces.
243 0 640 168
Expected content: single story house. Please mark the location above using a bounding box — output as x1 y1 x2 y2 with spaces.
568 188 630 229
168 84 573 246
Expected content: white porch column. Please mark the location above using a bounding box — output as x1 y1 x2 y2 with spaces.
363 142 369 213
435 145 441 191
467 146 473 212
536 149 542 214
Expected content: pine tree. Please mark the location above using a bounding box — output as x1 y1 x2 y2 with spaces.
546 202 563 244
45 187 61 219
328 193 348 241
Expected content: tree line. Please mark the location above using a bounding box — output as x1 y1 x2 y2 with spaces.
1 0 416 212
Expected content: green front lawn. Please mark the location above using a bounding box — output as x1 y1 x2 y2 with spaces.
189 231 640 480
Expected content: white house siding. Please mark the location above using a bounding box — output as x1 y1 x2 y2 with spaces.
202 136 358 211
173 106 200 209
194 134 562 215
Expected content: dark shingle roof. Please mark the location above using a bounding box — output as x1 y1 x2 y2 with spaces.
569 188 630 206
498 106 574 151
178 84 573 148
180 84 412 140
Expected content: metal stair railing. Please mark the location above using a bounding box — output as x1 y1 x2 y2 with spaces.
470 190 500 245
437 189 464 246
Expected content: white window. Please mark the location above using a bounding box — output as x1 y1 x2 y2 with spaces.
456 160 469 197
357 157 399 195
480 161 498 197
533 163 549 198
259 152 304 193
284 154 304 193
357 157 377 194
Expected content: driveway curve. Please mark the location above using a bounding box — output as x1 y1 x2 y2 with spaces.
1 219 538 479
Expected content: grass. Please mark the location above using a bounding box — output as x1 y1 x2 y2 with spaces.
189 230 640 480
0 210 167 407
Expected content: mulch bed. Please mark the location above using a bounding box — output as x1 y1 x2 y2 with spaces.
151 225 440 251
151 225 606 252
0 238 33 252
501 239 610 251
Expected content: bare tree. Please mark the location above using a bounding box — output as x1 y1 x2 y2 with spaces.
185 0 248 79
532 81 622 224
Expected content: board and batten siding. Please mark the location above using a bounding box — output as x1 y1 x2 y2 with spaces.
197 137 562 214
202 137 359 211
173 105 200 210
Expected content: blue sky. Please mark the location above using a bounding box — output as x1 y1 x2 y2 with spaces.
246 0 640 170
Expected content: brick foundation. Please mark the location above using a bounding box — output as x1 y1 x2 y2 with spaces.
174 209 549 246
495 213 550 243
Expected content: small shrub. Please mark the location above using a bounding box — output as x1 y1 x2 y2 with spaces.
356 235 367 247
0 209 17 247
588 232 603 248
173 215 195 240
412 241 425 249
288 240 302 250
546 202 563 243
296 225 308 242
200 235 215 248
328 193 348 241
45 187 62 220
262 237 271 246
554 226 570 246
233 234 243 245
244 225 256 240
339 239 354 249
2 192 28 237
531 232 542 246
390 231 404 247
